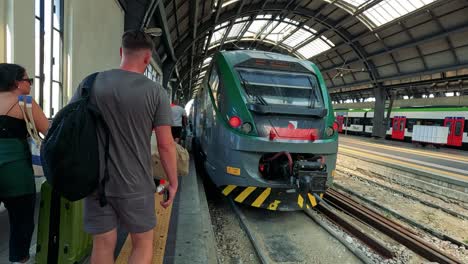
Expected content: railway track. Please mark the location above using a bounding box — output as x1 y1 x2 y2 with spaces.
228 199 362 264
227 188 463 263
319 189 463 264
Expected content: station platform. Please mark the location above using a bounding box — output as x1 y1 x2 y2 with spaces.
0 160 217 264
114 159 218 264
338 135 468 201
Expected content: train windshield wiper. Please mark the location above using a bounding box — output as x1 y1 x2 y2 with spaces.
239 75 268 106
307 77 317 109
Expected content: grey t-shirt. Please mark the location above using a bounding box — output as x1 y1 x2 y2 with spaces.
171 105 186 127
71 69 172 198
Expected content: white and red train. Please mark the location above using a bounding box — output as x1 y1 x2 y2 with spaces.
335 106 468 149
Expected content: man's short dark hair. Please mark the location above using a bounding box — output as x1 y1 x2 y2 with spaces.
122 29 154 51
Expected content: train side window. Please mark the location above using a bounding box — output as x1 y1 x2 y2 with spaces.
393 120 398 130
209 67 220 107
455 122 462 136
445 121 452 134
406 120 415 132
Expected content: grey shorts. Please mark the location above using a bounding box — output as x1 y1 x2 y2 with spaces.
83 193 156 234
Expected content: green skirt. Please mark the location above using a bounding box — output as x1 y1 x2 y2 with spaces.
0 138 35 198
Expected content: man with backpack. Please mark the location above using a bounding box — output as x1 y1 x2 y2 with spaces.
69 30 177 264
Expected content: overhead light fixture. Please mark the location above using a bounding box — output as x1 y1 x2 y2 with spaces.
144 27 162 37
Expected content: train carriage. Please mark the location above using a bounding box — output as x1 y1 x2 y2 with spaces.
192 50 339 211
335 107 468 149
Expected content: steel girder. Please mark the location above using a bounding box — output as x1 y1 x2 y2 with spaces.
171 2 380 96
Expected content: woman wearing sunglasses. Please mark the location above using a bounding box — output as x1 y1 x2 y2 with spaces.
0 63 48 263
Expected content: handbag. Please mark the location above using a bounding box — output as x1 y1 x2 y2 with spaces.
18 95 43 176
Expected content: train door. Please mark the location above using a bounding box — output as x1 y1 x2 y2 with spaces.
444 117 465 146
392 116 406 140
336 115 344 133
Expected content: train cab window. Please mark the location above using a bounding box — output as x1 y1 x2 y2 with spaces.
236 68 323 108
209 67 220 107
455 122 462 136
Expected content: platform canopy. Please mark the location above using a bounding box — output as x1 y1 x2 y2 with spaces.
121 0 468 102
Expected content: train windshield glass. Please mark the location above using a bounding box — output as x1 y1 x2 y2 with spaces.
237 68 324 108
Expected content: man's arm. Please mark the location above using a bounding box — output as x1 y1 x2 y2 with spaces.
155 126 178 208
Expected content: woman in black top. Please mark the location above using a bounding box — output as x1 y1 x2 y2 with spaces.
0 63 48 263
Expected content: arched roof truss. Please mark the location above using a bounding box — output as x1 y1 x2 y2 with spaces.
123 0 468 101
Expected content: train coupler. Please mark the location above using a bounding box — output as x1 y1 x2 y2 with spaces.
293 160 328 194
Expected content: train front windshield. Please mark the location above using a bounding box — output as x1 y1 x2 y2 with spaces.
237 68 324 108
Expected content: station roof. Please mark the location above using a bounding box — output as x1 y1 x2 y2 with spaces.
122 0 468 101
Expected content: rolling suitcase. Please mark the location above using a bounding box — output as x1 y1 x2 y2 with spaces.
36 182 92 264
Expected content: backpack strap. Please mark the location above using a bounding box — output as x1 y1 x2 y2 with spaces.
98 118 111 207
18 95 42 145
80 72 111 207
81 72 100 98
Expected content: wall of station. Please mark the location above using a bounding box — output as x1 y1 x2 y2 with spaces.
64 0 124 101
0 0 5 62
0 0 124 103
0 0 35 88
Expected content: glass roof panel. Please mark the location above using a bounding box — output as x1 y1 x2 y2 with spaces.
228 22 247 39
342 0 369 7
297 38 332 59
202 57 212 67
204 16 336 63
235 16 249 23
243 18 270 38
282 29 313 47
264 22 297 43
210 27 227 45
214 21 229 30
283 18 300 26
324 0 437 28
222 0 239 8
363 0 436 27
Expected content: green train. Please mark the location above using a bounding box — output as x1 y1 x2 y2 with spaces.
191 50 339 211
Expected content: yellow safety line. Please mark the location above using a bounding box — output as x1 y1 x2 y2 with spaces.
340 137 468 162
252 188 271 207
235 187 257 203
222 185 237 196
308 193 317 207
340 147 468 181
115 194 172 264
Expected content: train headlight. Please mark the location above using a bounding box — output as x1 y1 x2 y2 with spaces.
241 122 253 133
325 126 334 137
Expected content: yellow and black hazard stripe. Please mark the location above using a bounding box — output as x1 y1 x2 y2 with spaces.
296 193 324 209
221 185 324 211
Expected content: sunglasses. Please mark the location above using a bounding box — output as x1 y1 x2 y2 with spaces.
20 78 34 85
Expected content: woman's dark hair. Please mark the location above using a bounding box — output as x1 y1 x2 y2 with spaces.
0 63 26 92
